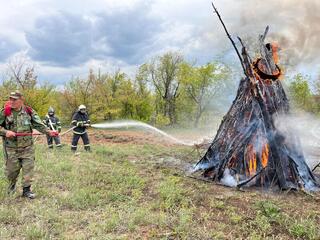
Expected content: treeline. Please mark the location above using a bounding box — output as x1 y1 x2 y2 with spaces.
1 52 317 127
287 73 320 114
0 52 232 127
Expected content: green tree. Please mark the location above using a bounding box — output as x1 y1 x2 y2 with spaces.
2 57 58 118
179 62 229 127
23 83 56 117
148 52 183 125
134 64 154 121
288 74 313 111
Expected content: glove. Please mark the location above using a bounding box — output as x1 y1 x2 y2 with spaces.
77 122 84 127
48 130 59 137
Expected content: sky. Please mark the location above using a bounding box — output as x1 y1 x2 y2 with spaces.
0 0 319 85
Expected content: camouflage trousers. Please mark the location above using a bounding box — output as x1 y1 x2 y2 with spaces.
3 145 34 188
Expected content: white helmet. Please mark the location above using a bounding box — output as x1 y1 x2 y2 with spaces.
48 106 55 113
78 104 86 110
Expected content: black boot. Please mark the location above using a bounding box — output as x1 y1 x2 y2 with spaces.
22 186 35 199
84 146 91 152
7 183 16 195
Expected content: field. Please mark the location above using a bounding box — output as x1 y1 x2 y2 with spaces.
0 129 319 239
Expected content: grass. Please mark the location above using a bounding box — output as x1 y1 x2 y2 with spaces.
0 141 319 239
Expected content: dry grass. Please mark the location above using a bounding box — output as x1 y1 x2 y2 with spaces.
0 137 319 239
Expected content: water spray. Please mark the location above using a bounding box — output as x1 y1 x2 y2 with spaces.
91 120 195 146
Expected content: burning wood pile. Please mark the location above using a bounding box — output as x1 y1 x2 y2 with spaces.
193 4 319 191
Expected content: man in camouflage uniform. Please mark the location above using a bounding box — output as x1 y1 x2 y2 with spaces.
0 91 57 199
43 107 62 149
71 104 91 152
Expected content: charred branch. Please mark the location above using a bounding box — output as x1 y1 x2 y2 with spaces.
211 2 246 75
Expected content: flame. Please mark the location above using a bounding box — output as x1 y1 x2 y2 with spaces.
271 42 279 65
247 143 269 176
261 143 269 168
247 144 257 176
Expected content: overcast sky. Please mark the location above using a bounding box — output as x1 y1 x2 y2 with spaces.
0 0 319 85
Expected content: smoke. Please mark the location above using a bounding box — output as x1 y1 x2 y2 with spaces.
208 0 320 124
274 112 320 169
234 0 320 68
220 168 237 187
202 1 320 117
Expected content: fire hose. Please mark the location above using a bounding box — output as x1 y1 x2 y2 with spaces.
14 126 76 137
15 132 59 137
46 114 55 132
60 126 76 136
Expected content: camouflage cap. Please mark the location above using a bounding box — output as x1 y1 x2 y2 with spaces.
9 90 23 99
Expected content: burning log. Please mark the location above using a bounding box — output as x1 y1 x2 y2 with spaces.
193 3 319 191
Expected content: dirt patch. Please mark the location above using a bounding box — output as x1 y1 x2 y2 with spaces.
36 129 189 147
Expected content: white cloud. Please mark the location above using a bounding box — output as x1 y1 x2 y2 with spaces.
0 0 319 83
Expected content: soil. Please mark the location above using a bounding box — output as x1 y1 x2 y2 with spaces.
35 128 208 147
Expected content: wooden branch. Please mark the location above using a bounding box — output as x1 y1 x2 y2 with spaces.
173 82 180 98
312 162 320 172
237 167 266 188
150 68 163 98
187 87 199 104
259 26 269 43
211 2 246 75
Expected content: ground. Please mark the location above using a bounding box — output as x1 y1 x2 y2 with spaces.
0 129 319 240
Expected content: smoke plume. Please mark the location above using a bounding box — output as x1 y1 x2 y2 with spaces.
235 0 320 67
274 112 320 169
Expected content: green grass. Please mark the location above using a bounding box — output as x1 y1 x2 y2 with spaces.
0 143 319 239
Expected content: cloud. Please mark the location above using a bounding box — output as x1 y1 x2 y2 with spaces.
0 36 20 61
94 2 162 64
37 58 137 87
1 0 319 84
25 1 162 67
26 12 93 67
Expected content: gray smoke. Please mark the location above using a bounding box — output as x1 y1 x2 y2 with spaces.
220 168 237 187
202 1 320 115
235 0 320 67
274 112 320 169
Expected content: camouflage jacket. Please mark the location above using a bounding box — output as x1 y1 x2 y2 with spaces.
43 115 62 132
0 106 48 148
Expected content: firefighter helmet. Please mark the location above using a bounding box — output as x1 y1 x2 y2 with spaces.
48 106 55 114
78 104 86 110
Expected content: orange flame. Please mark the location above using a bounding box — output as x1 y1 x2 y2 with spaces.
261 143 269 168
247 144 257 176
271 42 279 65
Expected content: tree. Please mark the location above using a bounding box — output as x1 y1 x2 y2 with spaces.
23 83 56 117
148 52 183 125
7 54 37 90
134 64 154 121
288 74 313 111
62 69 96 120
2 55 57 117
179 62 229 127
